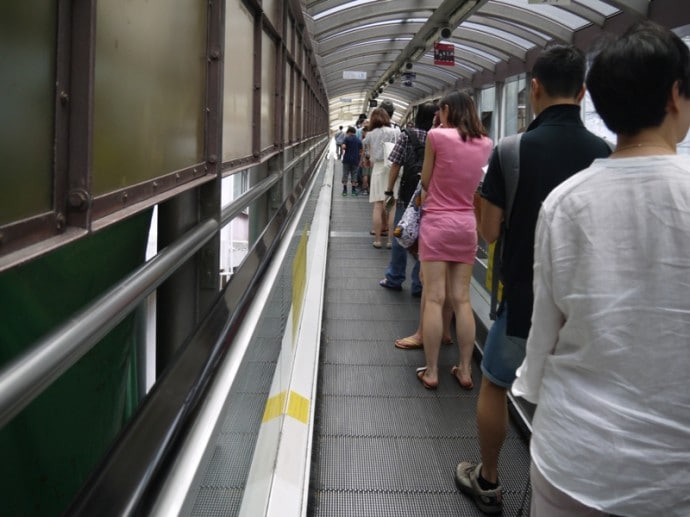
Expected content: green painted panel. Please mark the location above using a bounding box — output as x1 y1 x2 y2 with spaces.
0 3 56 225
93 0 206 195
0 210 152 515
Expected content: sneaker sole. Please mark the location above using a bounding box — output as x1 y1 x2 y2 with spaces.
455 470 503 515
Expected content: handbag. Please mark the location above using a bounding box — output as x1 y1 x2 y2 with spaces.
393 181 422 248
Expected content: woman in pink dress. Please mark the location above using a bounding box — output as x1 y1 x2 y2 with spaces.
416 90 493 390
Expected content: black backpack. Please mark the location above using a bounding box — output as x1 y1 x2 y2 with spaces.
398 129 425 205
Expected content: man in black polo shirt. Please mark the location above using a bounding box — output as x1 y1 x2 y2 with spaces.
455 45 611 515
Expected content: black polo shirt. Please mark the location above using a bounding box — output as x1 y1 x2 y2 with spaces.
481 104 611 338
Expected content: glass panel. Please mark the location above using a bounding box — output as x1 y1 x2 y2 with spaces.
503 74 527 136
219 172 249 283
499 0 589 30
287 16 294 56
262 0 281 31
582 90 616 144
261 33 276 150
463 21 535 50
479 86 496 142
311 0 378 21
575 0 619 16
223 0 254 160
284 64 291 143
0 3 56 225
93 0 205 195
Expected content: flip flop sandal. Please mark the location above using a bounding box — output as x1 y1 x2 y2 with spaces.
416 367 438 390
451 365 474 390
395 336 422 349
372 241 382 249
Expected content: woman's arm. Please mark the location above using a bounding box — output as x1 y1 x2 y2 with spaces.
419 137 435 194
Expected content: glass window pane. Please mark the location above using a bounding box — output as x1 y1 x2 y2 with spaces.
261 34 276 150
93 0 205 196
479 86 496 142
504 74 527 136
0 3 56 224
223 0 254 160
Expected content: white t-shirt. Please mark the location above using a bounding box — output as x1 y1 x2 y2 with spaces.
513 155 690 516
362 126 398 162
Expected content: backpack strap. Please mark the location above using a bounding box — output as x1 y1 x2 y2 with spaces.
488 132 522 320
497 133 522 230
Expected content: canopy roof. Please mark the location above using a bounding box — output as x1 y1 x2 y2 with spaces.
302 0 687 126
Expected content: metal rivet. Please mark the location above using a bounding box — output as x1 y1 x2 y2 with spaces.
121 192 128 202
67 189 89 210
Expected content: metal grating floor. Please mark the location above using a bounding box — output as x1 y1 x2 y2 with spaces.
308 163 531 516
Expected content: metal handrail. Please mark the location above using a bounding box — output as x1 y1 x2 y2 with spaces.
0 164 294 430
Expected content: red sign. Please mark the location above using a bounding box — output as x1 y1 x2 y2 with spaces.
434 43 454 66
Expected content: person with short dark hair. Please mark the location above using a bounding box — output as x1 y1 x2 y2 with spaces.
455 44 612 515
334 125 345 159
513 21 690 515
340 126 361 196
378 101 437 295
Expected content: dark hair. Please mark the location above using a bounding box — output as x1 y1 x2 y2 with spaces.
346 126 356 134
414 102 437 131
368 107 391 130
532 44 586 98
438 90 487 141
380 99 395 117
587 21 690 136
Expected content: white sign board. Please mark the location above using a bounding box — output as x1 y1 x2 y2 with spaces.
343 70 367 80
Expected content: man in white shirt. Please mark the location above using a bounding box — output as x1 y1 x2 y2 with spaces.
513 20 690 516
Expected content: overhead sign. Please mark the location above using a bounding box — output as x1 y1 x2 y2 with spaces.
434 43 454 66
343 70 367 80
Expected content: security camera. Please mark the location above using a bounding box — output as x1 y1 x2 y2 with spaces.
388 77 395 85
405 62 413 70
440 27 452 39
378 87 384 94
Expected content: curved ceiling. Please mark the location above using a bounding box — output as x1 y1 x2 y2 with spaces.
301 0 688 127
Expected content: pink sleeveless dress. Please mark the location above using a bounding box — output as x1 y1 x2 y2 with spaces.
418 127 492 263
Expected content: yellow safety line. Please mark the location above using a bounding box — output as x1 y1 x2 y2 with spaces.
287 391 310 424
262 392 286 423
261 390 310 424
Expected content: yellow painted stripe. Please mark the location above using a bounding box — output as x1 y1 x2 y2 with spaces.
262 391 286 423
287 391 310 424
262 390 310 424
291 226 309 341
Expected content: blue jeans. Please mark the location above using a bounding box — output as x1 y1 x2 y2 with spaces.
480 303 527 388
385 203 421 293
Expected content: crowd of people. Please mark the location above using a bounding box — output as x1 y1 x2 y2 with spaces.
331 20 690 516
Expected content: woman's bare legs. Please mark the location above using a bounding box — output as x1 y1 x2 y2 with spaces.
372 201 384 245
447 262 475 386
419 260 447 386
396 291 454 347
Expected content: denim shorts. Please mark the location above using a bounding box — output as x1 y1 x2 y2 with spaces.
342 162 358 183
480 304 526 388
